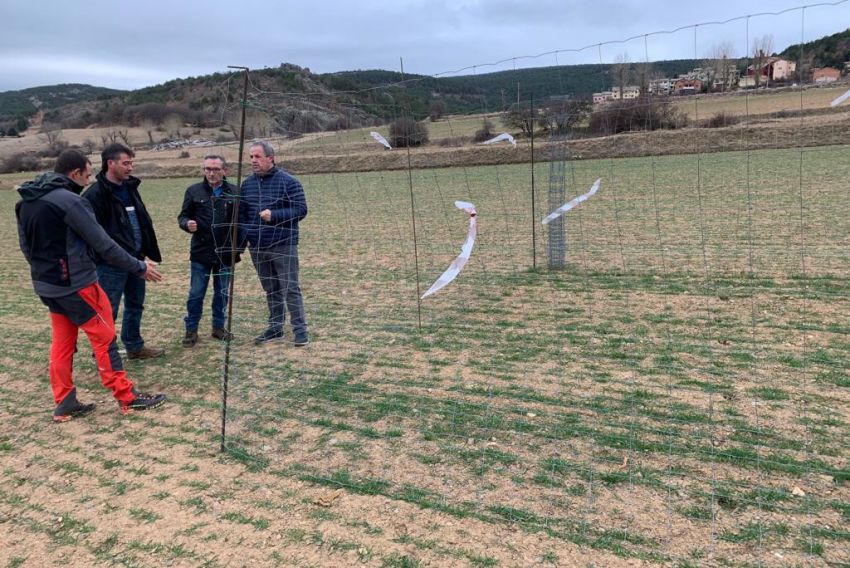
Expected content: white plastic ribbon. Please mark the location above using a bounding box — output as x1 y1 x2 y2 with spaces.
831 88 850 107
370 131 392 149
421 201 477 299
541 178 601 225
482 132 517 147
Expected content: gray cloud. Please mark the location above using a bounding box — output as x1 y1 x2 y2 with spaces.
1 0 845 91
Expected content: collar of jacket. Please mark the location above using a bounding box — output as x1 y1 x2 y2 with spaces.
203 177 233 194
95 171 142 194
254 166 279 180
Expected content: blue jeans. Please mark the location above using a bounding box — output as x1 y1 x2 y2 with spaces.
184 262 232 331
97 264 146 353
250 244 306 334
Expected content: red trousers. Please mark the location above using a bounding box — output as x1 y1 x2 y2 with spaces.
47 283 135 405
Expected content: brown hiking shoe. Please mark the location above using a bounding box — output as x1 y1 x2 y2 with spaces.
211 327 233 341
126 346 165 360
182 330 198 348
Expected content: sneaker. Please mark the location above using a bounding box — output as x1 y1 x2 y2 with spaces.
182 330 198 348
126 346 165 360
293 332 310 347
254 328 284 345
120 390 166 415
211 327 233 341
54 390 96 423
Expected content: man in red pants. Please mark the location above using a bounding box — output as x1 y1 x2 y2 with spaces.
16 149 167 421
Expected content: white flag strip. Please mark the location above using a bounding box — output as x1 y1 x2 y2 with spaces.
421 201 477 299
482 132 517 147
830 88 850 107
541 178 602 225
370 131 392 149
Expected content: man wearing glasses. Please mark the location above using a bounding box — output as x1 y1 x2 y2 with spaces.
83 143 164 360
177 155 240 347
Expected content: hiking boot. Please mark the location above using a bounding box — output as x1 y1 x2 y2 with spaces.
120 390 166 415
254 328 283 345
54 389 96 422
293 331 310 347
182 330 198 348
126 346 165 360
211 327 233 341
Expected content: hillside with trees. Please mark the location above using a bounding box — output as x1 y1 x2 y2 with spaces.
1 26 847 141
0 84 123 133
780 27 850 73
1 60 703 137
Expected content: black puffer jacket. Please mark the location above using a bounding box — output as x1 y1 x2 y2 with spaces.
177 178 240 266
82 172 162 262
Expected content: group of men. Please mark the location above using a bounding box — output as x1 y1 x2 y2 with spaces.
16 140 309 422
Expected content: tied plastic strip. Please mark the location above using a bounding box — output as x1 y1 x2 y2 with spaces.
541 178 602 225
481 132 517 147
830 88 850 107
370 131 392 149
421 201 477 299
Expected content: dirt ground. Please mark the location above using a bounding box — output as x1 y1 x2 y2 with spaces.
1 92 849 567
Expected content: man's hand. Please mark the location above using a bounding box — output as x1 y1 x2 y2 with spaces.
187 220 197 232
259 209 272 223
142 259 163 282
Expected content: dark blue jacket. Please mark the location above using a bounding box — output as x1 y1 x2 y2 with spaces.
239 167 307 250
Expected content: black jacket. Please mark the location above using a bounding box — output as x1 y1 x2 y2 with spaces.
177 178 240 266
82 172 162 263
16 172 146 298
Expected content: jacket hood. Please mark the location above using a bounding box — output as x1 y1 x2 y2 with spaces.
17 172 82 202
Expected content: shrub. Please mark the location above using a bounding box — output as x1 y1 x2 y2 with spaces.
588 97 688 135
389 117 429 147
0 152 41 174
39 140 70 158
327 115 351 131
472 119 496 143
179 151 190 158
701 111 742 128
438 135 468 147
289 112 321 135
537 100 593 135
429 100 446 122
502 104 537 137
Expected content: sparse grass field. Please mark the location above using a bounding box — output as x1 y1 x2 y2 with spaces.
1 142 849 566
675 85 849 120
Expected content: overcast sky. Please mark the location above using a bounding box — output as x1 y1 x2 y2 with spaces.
1 0 847 92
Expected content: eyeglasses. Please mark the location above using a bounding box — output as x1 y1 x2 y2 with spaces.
204 167 223 173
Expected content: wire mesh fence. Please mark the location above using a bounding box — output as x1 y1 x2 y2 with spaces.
182 5 850 565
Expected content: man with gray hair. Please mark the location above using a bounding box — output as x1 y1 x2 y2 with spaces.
177 155 240 347
239 141 309 346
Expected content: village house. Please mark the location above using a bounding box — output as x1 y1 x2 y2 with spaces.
769 58 796 80
812 67 841 83
740 57 796 87
610 85 641 100
712 65 740 91
649 78 674 95
592 91 614 104
673 78 702 95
